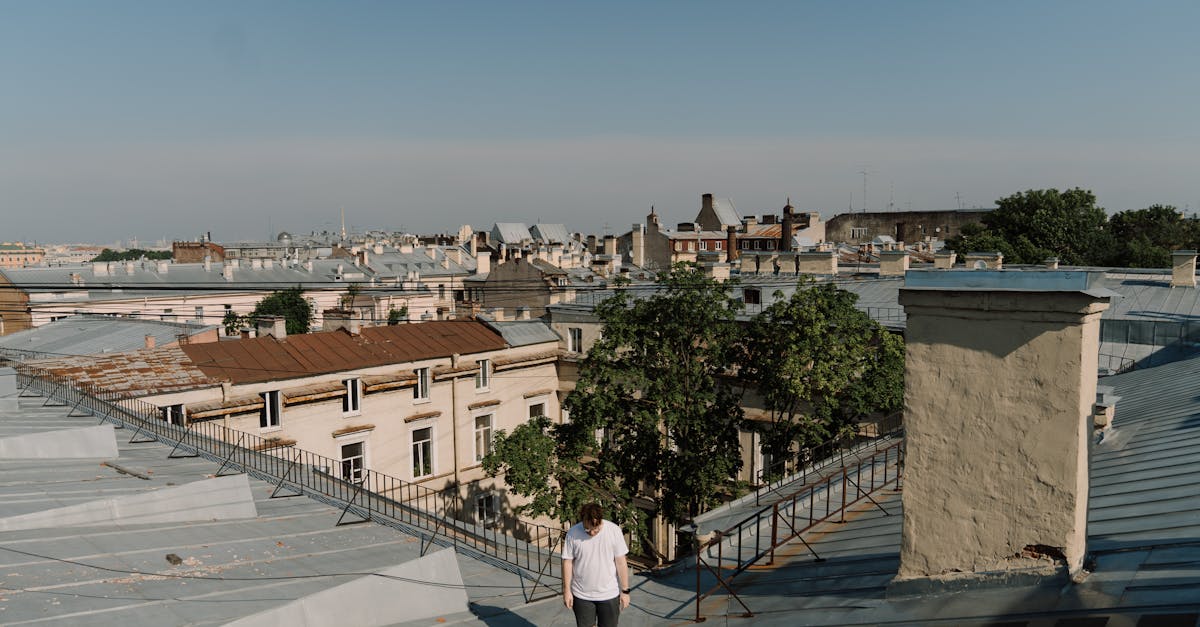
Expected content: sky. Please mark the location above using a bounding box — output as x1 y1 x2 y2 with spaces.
3 0 1199 245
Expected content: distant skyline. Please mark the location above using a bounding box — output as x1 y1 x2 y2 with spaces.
4 1 1199 244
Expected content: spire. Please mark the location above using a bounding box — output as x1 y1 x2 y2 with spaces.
340 207 347 241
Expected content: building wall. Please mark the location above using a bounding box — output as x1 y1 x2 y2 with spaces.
825 209 992 244
0 245 46 269
0 272 30 336
479 257 553 318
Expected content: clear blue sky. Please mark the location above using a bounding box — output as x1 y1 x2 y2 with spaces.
4 1 1198 244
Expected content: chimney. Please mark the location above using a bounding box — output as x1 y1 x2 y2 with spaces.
203 255 212 272
895 271 1112 585
475 250 491 275
426 244 438 259
305 260 314 273
1044 257 1060 270
586 235 597 254
726 226 738 263
780 200 794 252
251 258 262 270
603 235 617 257
125 261 136 274
1171 250 1196 287
374 244 384 255
797 250 838 275
256 315 287 339
934 251 957 269
743 216 758 231
631 224 645 267
144 334 156 349
701 193 714 215
263 258 274 269
222 263 235 281
323 308 361 335
93 261 109 276
879 250 910 277
447 248 463 265
240 328 251 340
963 251 1003 270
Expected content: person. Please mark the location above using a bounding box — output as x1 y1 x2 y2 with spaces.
561 502 630 627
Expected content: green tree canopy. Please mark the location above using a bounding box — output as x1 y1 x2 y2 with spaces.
741 281 904 473
91 248 172 262
251 286 313 335
1108 205 1199 268
484 264 746 548
947 188 1109 265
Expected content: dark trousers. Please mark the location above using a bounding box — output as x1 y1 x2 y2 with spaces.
572 595 620 627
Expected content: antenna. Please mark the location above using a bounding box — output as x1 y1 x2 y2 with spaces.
889 181 895 211
955 192 964 210
859 168 870 212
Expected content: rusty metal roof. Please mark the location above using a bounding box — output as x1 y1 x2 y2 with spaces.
23 346 216 397
181 321 509 385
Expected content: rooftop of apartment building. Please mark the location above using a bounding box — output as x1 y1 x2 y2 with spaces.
0 372 545 626
0 314 217 359
19 319 550 393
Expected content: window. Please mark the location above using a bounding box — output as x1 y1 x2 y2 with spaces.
474 414 494 462
194 306 204 323
160 308 175 322
260 391 281 429
161 404 185 426
529 402 547 420
744 288 761 305
343 378 362 415
475 492 499 526
754 241 762 250
475 359 490 390
413 367 430 401
412 427 433 478
438 284 446 300
715 241 723 250
568 327 583 353
699 241 707 251
340 441 365 483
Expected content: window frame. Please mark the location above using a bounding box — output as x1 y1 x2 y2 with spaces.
342 378 362 415
339 440 366 484
260 390 282 430
475 491 499 527
161 403 185 426
473 413 494 462
567 327 583 353
411 425 434 479
413 367 430 402
475 359 491 390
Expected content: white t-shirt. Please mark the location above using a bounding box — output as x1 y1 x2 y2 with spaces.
561 519 629 601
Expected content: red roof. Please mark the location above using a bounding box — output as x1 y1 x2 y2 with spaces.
181 321 508 384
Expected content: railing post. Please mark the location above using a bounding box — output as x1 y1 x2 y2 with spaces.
768 502 779 565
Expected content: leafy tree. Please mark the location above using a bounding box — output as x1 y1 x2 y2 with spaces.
387 305 408 325
947 188 1108 265
251 286 313 335
1108 205 1199 268
222 310 246 335
340 283 362 309
741 281 904 475
484 264 746 547
91 248 171 262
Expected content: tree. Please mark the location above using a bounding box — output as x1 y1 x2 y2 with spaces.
222 310 245 336
947 188 1109 265
251 286 313 335
741 281 904 475
484 264 746 548
1108 205 1199 268
91 248 171 262
387 305 408 325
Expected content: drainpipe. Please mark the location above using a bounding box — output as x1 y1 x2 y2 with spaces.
451 353 461 490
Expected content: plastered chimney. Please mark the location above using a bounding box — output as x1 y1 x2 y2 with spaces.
144 334 156 349
797 250 838 275
963 251 1003 270
1044 257 1060 270
256 315 287 339
1171 250 1196 287
603 235 617 257
879 250 910 277
895 271 1112 585
934 251 957 269
631 224 645 267
475 250 491 275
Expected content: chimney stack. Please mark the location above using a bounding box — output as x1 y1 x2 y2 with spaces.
256 315 287 339
631 224 645 267
144 334 156 349
726 226 738 263
1172 250 1196 287
934 251 957 269
895 271 1112 586
879 250 910 277
475 250 491 275
780 199 794 252
603 235 617 257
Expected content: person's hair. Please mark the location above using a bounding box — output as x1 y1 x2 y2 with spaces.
580 502 603 527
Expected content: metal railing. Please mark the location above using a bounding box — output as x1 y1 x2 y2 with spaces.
12 365 566 600
691 439 904 621
752 412 903 506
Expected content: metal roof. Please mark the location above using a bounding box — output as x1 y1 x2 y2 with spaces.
181 321 509 384
490 223 532 245
0 315 215 358
710 197 741 227
24 345 216 396
0 383 535 625
483 320 561 347
529 223 570 244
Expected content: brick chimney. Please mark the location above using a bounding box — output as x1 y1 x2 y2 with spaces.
1171 250 1196 287
726 226 738 263
896 271 1112 585
780 199 794 252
